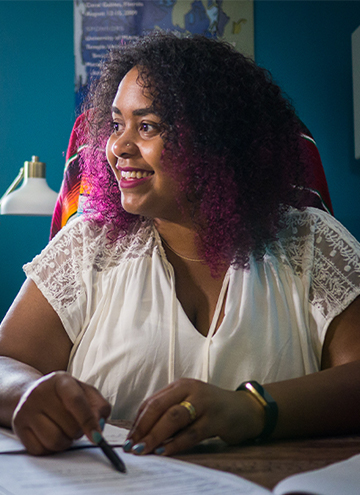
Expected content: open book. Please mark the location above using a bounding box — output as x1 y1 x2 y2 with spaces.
1 425 359 495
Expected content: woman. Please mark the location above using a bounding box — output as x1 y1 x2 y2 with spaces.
0 32 360 457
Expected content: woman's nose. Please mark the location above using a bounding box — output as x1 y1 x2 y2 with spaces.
111 133 137 159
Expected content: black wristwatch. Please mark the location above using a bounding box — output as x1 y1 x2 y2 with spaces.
236 380 278 442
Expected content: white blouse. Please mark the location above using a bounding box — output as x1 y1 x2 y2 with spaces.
23 207 360 420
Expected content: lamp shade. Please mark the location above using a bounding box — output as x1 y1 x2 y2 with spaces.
0 156 58 216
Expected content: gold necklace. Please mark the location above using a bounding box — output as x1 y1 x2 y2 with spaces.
161 237 204 262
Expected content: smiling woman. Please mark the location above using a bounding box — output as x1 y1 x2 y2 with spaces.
80 32 313 273
105 67 185 223
1 31 360 459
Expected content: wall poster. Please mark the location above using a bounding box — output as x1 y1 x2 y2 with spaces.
74 0 254 111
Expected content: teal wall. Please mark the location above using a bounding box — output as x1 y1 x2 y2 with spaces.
1 0 360 320
0 1 75 320
255 0 360 240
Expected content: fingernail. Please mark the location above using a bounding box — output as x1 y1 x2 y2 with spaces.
91 430 103 444
99 418 106 431
155 446 165 455
132 442 145 455
123 439 133 452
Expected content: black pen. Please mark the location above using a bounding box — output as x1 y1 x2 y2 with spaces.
92 431 127 473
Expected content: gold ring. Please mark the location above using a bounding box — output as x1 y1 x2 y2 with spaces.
179 401 196 422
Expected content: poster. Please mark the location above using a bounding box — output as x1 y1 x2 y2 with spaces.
74 0 254 110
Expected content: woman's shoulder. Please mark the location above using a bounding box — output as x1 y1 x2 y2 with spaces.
281 205 339 228
24 216 157 274
278 207 360 249
263 207 360 322
272 207 360 310
266 206 360 279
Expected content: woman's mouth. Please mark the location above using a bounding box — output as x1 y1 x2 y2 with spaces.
118 168 154 189
121 169 153 180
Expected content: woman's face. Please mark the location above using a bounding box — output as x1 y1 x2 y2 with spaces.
106 67 186 223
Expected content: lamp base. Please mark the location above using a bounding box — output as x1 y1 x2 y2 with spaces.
1 178 58 216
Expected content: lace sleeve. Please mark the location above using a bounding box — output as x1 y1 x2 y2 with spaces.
23 218 97 340
23 217 156 341
280 208 360 326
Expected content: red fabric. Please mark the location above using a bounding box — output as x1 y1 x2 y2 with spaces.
300 133 333 215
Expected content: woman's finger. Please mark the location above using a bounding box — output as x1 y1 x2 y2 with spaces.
15 396 83 452
130 380 185 429
13 372 111 453
130 400 201 455
53 373 111 441
14 398 76 456
154 416 213 456
17 425 51 456
78 380 112 423
127 378 201 447
27 413 75 454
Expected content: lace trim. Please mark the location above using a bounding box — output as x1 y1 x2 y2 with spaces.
23 217 156 314
272 208 360 320
24 208 360 324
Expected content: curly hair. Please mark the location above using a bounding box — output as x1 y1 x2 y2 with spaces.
80 31 312 273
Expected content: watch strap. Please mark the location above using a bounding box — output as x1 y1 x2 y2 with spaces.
236 380 278 442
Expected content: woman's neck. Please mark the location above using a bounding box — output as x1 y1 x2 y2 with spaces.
153 218 202 263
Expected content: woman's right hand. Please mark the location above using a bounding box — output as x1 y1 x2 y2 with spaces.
12 371 111 455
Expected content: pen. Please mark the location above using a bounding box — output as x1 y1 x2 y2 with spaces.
92 431 127 473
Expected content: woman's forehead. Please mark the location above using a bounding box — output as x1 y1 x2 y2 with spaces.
112 67 153 109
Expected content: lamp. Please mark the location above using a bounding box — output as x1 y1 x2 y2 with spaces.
0 156 58 216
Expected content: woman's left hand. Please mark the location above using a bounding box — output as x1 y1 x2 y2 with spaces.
124 378 264 456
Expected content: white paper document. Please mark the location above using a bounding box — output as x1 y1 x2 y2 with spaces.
0 447 269 495
1 425 360 495
0 423 127 454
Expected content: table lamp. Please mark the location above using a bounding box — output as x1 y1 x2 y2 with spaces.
0 156 58 216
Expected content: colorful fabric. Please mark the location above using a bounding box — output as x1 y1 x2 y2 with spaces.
50 114 88 239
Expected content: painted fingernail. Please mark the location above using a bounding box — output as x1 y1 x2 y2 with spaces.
123 439 133 452
91 430 103 444
154 446 165 455
132 442 145 455
99 418 106 431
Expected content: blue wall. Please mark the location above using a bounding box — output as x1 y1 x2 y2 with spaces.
255 0 360 240
1 0 360 320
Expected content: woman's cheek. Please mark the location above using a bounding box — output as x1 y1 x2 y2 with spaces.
105 137 117 171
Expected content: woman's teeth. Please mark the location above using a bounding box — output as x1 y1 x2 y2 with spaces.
121 170 153 180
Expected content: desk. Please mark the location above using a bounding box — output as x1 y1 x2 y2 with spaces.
112 421 360 491
174 435 360 490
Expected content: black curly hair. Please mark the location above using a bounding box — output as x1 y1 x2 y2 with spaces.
81 31 313 273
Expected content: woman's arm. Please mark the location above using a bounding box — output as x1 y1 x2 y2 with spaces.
0 279 111 454
125 296 360 456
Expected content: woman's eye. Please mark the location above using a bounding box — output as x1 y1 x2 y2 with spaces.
111 121 124 134
140 122 159 134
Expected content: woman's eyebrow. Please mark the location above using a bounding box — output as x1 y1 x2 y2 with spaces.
111 105 121 115
111 105 157 117
133 107 157 117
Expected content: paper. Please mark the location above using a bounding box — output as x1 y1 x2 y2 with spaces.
0 423 127 454
0 447 270 495
274 453 360 495
2 424 359 495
